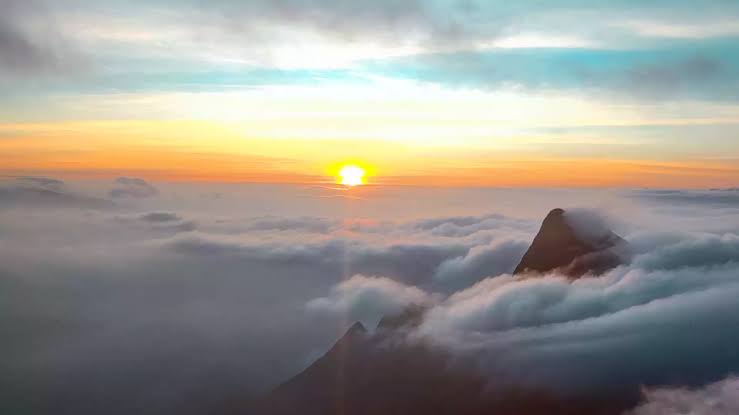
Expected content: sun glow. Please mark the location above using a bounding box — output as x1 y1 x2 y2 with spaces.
338 165 366 186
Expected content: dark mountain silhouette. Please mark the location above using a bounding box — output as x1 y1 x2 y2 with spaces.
249 209 635 415
253 314 633 414
252 320 483 415
513 208 629 278
251 318 628 415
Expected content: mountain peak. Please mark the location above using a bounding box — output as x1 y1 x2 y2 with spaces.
324 321 366 351
547 207 566 217
327 322 366 351
347 321 366 334
514 208 629 278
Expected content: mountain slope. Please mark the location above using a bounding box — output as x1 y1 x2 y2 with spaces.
253 321 491 415
253 319 629 415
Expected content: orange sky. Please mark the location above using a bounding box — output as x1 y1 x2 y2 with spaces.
1 119 737 188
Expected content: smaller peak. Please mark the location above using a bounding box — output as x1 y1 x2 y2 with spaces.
377 306 426 331
539 208 569 231
327 322 367 353
348 321 366 334
513 207 629 278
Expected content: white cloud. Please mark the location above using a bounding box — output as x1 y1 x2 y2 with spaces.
627 376 739 415
415 233 739 394
306 275 436 328
2 182 739 414
432 240 527 292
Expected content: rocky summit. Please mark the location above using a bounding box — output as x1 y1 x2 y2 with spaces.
513 208 630 278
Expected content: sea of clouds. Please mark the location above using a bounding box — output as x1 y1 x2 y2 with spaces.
1 176 738 414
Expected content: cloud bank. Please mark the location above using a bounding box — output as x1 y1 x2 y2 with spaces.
412 233 739 397
1 182 738 414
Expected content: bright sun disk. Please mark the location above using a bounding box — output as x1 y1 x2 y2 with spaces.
338 165 365 186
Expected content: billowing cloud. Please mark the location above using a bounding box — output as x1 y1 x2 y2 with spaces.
306 275 435 328
634 233 739 271
563 208 618 244
164 233 470 286
416 232 739 396
410 213 532 238
627 376 739 415
432 240 527 292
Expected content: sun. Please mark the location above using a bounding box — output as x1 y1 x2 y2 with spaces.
338 165 366 186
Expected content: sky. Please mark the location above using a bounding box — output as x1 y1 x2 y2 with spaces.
1 0 739 187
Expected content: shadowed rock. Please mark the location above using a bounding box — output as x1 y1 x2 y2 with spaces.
376 305 426 331
513 208 630 278
251 318 628 415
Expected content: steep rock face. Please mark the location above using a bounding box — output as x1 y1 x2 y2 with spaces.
513 208 629 278
253 321 488 415
253 322 370 415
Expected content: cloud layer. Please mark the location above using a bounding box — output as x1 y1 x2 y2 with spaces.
397 226 737 392
0 182 738 414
